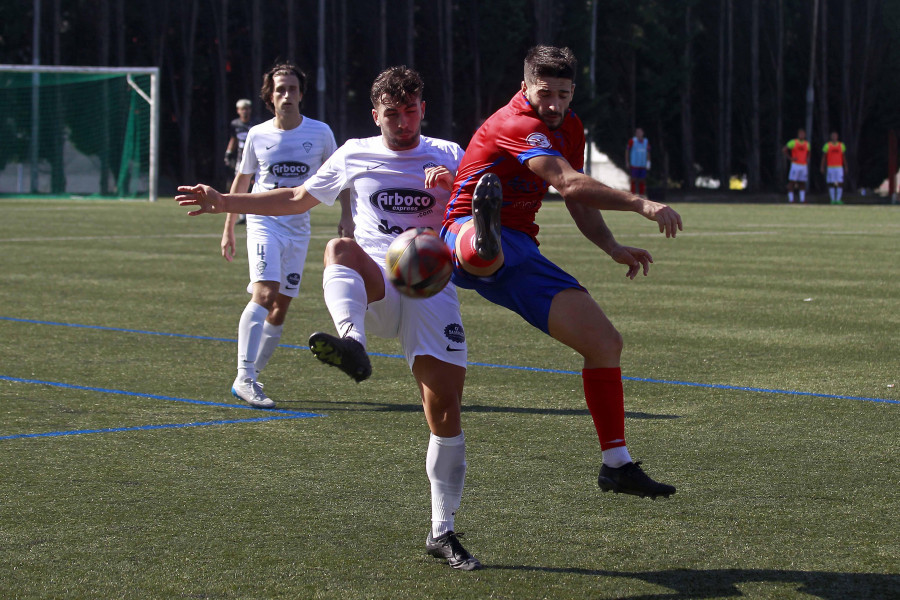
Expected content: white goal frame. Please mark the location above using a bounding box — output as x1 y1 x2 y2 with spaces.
0 65 160 202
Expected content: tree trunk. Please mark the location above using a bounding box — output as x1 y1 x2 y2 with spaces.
774 0 785 190
469 0 481 122
534 0 556 44
724 0 733 190
212 0 229 188
338 0 348 141
818 0 830 142
681 3 695 190
437 0 453 140
379 0 387 69
251 0 263 123
99 0 110 194
407 0 415 67
51 0 65 193
747 0 761 191
115 0 125 65
287 0 296 62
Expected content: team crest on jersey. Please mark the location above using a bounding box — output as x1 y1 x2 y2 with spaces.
526 132 551 149
271 161 310 178
370 188 436 214
444 323 465 344
303 141 313 153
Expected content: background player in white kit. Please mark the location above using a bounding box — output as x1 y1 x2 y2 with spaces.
177 66 481 571
222 63 337 408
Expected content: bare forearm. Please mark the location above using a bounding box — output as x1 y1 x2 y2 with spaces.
560 175 647 213
222 187 317 216
566 198 619 254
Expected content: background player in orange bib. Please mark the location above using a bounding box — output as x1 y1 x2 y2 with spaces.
821 131 847 205
783 128 810 203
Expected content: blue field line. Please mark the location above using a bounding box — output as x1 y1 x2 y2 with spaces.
0 416 310 441
2 316 896 406
0 375 321 416
0 375 323 441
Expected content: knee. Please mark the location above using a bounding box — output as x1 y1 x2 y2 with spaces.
323 237 361 266
583 326 623 365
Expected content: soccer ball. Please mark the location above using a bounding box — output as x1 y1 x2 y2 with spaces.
385 227 453 299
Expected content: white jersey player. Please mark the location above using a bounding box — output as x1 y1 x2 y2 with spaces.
221 63 337 409
177 66 482 571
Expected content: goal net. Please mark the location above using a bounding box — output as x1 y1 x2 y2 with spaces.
0 65 159 201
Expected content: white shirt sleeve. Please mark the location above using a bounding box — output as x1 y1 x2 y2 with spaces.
304 145 347 207
238 130 259 175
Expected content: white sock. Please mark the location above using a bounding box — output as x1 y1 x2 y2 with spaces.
602 445 632 468
255 321 283 377
829 188 836 201
799 190 806 203
237 301 268 381
322 264 368 347
788 191 794 203
426 432 467 538
836 187 843 202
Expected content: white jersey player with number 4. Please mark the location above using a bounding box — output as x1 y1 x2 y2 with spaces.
177 66 483 571
221 63 337 410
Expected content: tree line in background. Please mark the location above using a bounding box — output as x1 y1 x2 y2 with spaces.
3 0 898 195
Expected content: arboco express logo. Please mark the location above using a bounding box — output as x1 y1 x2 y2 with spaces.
370 188 436 214
271 162 310 178
526 132 551 149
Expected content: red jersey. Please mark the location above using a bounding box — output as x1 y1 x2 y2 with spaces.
443 92 585 243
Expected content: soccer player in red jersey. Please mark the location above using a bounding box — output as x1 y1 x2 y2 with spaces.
442 45 682 499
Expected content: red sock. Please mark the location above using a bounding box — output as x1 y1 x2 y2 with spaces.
638 181 646 196
457 224 497 269
582 367 626 450
630 180 636 194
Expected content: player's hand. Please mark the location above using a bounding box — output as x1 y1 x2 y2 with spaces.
176 184 225 216
337 214 355 239
639 199 683 238
610 244 653 280
424 166 454 191
221 228 236 262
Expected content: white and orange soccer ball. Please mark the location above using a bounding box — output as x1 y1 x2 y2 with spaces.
384 227 453 299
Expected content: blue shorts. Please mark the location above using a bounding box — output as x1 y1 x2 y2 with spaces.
630 167 648 180
443 217 585 334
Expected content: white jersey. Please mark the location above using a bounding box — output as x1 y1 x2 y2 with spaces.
239 117 337 237
303 135 464 263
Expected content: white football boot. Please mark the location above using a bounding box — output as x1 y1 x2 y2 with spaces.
231 377 275 409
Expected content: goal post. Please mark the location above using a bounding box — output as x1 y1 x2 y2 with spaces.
0 65 160 201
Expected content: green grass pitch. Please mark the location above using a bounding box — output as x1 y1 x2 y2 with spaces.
0 197 897 599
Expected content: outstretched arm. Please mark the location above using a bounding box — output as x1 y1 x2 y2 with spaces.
565 198 653 280
526 154 683 238
175 184 321 217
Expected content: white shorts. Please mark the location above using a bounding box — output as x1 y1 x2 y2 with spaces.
365 265 467 370
245 226 310 298
826 166 844 185
788 163 808 182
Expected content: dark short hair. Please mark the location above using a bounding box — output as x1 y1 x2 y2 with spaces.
369 66 424 108
524 45 577 82
260 62 307 114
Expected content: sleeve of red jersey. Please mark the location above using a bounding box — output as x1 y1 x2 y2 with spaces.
495 114 585 172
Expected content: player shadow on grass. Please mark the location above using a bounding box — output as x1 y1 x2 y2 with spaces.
487 566 899 599
279 398 679 420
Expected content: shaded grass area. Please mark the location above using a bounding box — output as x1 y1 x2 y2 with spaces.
0 198 897 599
